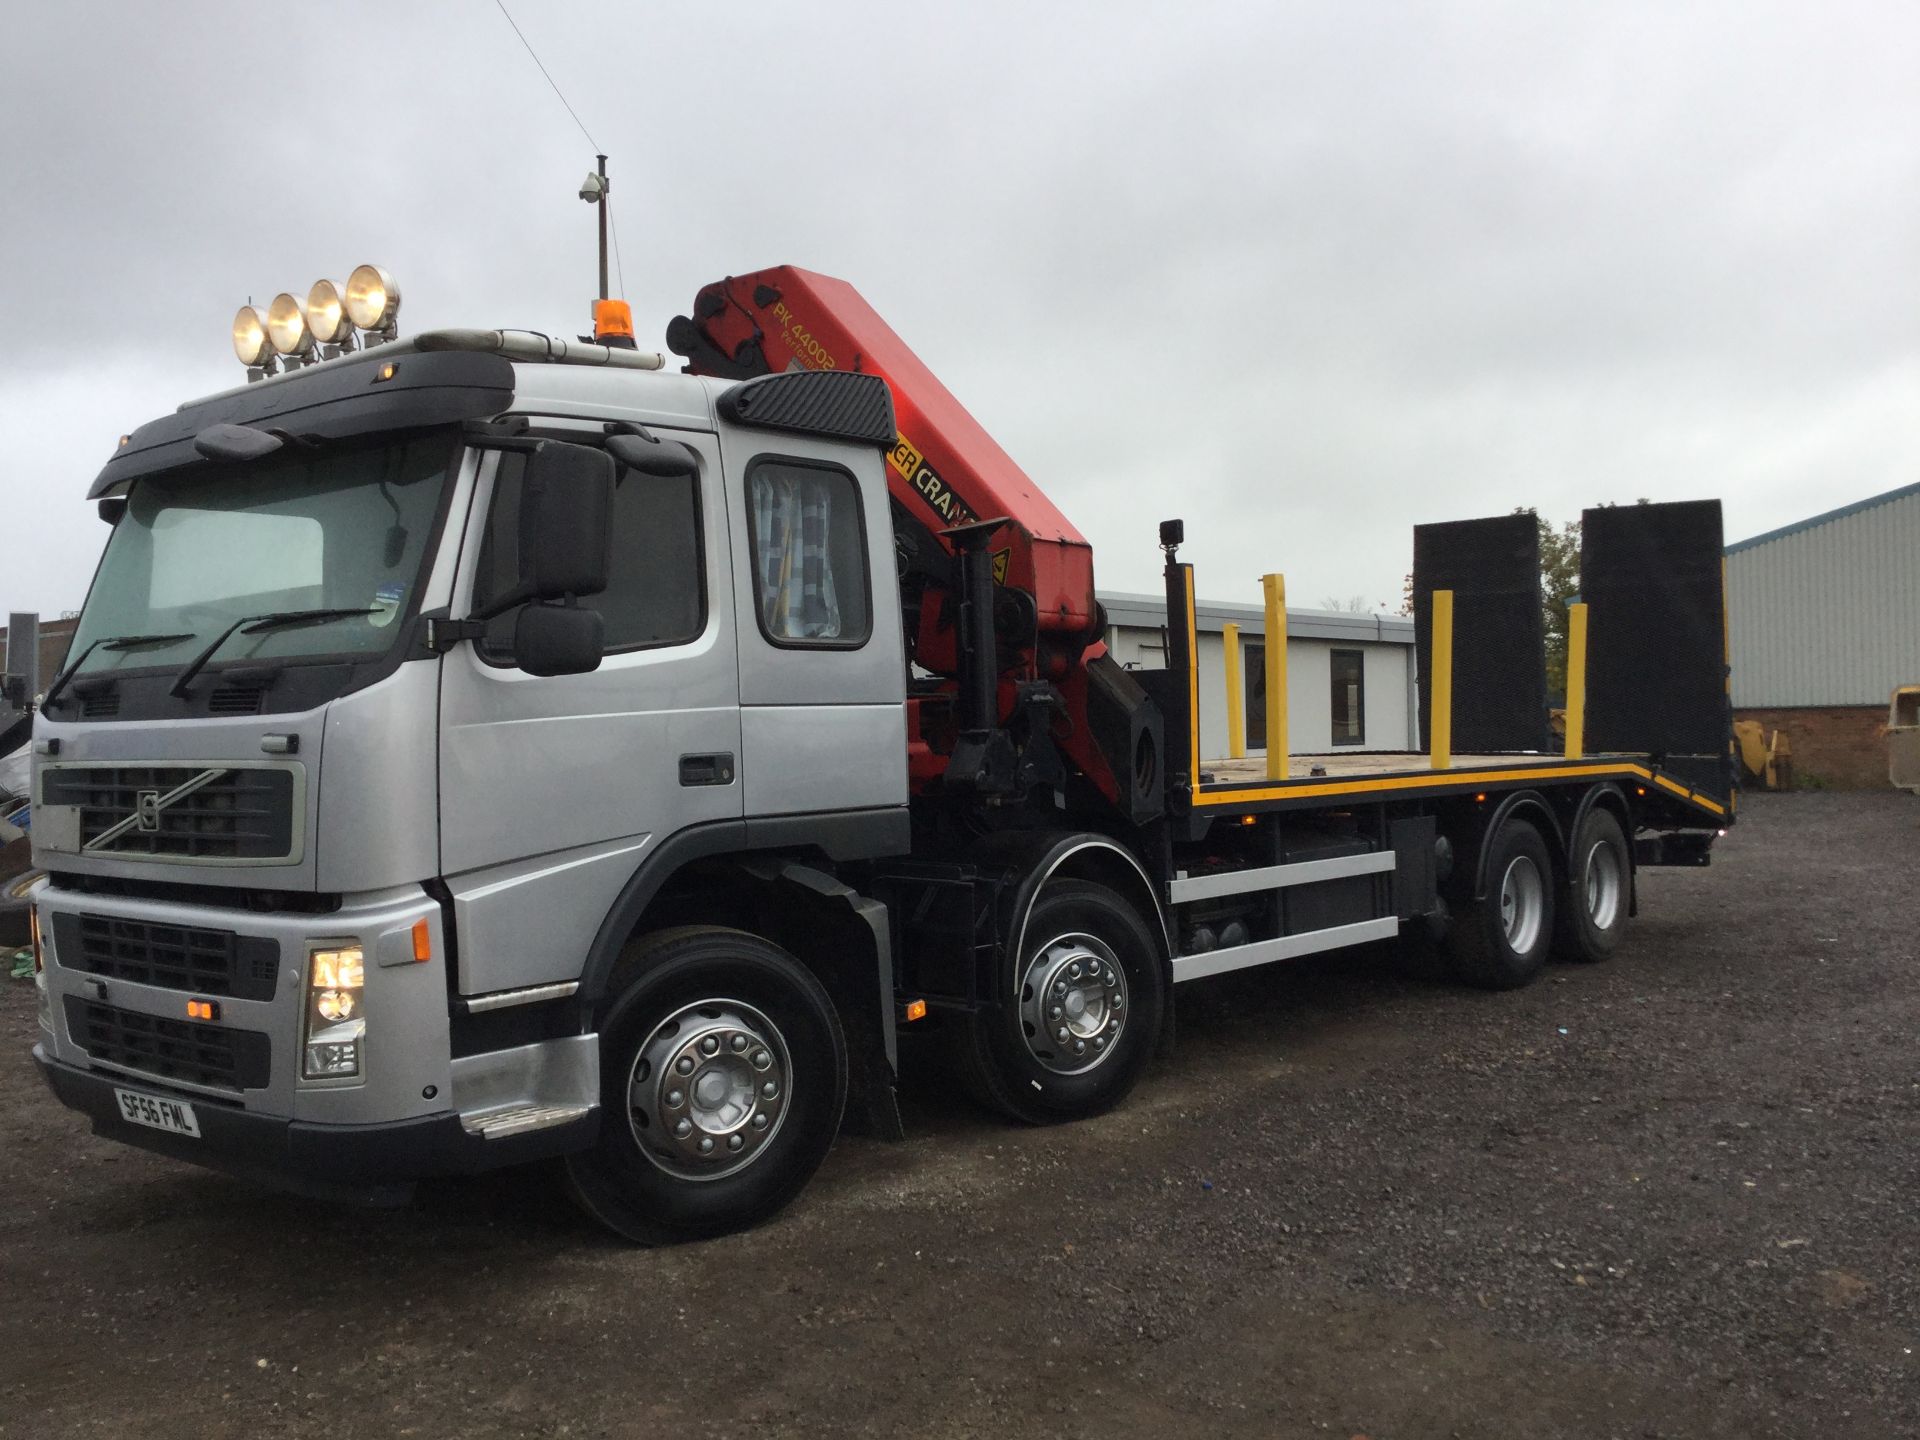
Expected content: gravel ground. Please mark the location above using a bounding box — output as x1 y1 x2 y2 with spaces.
1 790 1915 1439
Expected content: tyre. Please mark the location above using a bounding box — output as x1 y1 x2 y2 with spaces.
959 879 1165 1125
1553 808 1630 963
563 926 847 1245
1446 819 1556 990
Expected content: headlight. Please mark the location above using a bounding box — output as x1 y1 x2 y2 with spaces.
344 264 400 332
232 305 272 366
304 944 365 1078
305 278 352 346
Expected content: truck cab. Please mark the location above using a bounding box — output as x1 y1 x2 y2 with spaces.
31 338 920 1239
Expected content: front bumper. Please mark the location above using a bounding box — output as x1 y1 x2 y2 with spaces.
34 1044 597 1202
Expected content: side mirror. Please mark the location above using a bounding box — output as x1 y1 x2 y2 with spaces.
519 440 614 602
513 603 604 677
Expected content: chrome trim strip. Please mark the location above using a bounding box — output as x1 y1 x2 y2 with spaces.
1169 850 1396 904
1171 915 1401 983
461 980 581 1014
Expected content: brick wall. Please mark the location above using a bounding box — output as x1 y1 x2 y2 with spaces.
1735 705 1891 790
0 618 78 697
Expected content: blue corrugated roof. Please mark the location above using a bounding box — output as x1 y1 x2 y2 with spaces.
1725 479 1920 556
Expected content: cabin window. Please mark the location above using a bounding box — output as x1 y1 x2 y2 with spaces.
744 458 872 648
474 449 706 662
1330 648 1365 746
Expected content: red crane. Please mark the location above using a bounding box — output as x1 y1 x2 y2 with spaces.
670 267 1156 817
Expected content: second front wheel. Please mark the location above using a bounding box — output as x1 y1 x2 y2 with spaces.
959 879 1165 1125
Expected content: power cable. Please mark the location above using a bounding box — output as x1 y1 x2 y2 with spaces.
491 0 601 153
607 193 628 299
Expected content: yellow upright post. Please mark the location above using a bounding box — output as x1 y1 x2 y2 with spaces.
1222 622 1246 759
1262 574 1289 779
1429 589 1453 770
1564 601 1588 759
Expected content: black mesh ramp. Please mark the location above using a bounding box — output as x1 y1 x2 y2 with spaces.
1580 500 1729 801
1413 513 1549 753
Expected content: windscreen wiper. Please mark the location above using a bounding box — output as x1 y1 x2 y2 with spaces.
42 633 195 710
169 608 376 698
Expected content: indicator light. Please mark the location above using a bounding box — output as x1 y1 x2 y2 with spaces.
903 998 928 1022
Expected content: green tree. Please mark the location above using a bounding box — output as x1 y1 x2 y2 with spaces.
1525 507 1582 698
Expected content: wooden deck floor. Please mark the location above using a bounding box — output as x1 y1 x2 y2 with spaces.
1202 752 1573 783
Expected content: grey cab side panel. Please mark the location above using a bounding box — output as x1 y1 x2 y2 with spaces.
437 431 745 996
716 425 909 819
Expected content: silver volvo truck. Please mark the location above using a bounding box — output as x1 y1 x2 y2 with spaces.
28 279 1733 1243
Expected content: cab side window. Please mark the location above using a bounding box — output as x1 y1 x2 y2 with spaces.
744 458 871 648
473 450 705 662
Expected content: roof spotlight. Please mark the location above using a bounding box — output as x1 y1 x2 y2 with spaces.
232 305 272 367
305 279 353 348
344 264 400 335
266 292 316 359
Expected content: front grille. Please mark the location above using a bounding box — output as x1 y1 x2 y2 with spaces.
64 996 271 1092
40 765 297 861
52 913 279 1000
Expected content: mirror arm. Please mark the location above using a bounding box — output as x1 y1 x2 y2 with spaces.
467 581 534 623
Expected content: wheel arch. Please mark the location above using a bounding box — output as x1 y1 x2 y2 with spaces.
578 823 905 1141
965 830 1173 1029
1467 789 1567 899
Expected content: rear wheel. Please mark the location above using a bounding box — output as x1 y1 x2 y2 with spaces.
1553 808 1631 963
1447 819 1556 990
564 927 846 1245
960 880 1165 1124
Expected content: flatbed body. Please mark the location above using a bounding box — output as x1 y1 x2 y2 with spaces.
1196 751 1730 822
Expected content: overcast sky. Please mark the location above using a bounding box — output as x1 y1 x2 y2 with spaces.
4 1 1915 620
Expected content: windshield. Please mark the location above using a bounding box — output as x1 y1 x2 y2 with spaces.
66 435 454 681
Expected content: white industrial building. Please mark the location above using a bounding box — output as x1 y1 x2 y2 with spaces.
1726 479 1920 787
1100 592 1417 761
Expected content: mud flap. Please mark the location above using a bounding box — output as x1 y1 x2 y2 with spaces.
737 858 906 1144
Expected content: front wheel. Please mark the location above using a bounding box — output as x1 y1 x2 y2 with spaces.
564 927 846 1245
959 879 1165 1125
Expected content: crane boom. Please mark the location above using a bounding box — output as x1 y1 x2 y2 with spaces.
670 266 1154 814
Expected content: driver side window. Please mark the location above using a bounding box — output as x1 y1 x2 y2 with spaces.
472 449 706 663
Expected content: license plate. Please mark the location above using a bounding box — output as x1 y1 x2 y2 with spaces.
113 1087 201 1138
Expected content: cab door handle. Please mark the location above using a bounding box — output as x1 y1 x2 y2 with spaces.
679 752 736 786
